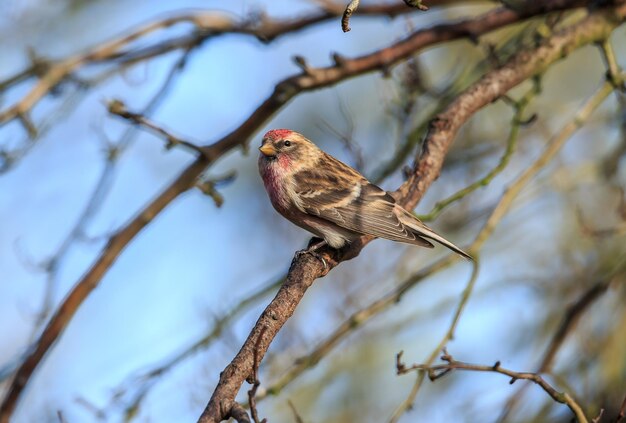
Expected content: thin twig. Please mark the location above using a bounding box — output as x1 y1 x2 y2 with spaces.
248 327 268 423
496 278 614 422
0 82 90 174
373 48 482 184
403 0 430 11
396 350 589 423
258 256 456 399
0 50 193 384
106 99 209 156
498 49 625 423
598 39 624 90
342 0 360 32
56 410 68 423
592 408 605 423
617 392 626 422
287 400 304 423
33 50 192 341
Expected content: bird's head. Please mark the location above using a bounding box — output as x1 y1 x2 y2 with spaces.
258 129 320 172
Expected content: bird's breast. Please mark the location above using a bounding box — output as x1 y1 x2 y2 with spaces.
259 161 293 212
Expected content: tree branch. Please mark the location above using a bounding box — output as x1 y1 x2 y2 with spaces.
106 99 209 156
396 350 590 423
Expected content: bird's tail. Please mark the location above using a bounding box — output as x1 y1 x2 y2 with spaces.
400 211 473 260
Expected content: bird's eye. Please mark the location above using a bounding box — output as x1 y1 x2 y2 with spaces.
284 140 292 147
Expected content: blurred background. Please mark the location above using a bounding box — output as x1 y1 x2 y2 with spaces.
0 0 625 422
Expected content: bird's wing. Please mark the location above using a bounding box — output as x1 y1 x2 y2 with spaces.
292 156 434 247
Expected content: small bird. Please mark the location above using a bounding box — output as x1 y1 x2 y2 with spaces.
258 129 471 260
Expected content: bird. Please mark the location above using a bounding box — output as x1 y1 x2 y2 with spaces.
258 129 472 260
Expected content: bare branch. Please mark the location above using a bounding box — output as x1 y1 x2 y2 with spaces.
540 281 612 372
248 327 268 423
592 409 605 423
342 0 360 32
403 1 430 11
340 0 429 32
397 350 589 423
0 49 193 389
389 261 480 423
258 256 456 399
1 78 96 174
229 403 251 423
256 71 611 399
287 400 305 423
33 50 192 342
106 99 209 156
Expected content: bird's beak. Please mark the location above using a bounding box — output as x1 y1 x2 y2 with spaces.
259 144 277 157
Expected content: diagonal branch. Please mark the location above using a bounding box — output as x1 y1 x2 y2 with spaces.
111 44 535 411
106 99 209 156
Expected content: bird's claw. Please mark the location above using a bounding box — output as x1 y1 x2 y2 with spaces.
294 249 327 270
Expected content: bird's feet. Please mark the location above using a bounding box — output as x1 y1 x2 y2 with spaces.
295 249 327 270
294 238 328 269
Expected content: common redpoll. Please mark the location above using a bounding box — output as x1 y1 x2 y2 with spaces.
258 129 471 260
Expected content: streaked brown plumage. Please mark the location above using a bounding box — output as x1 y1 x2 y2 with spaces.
258 129 471 260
